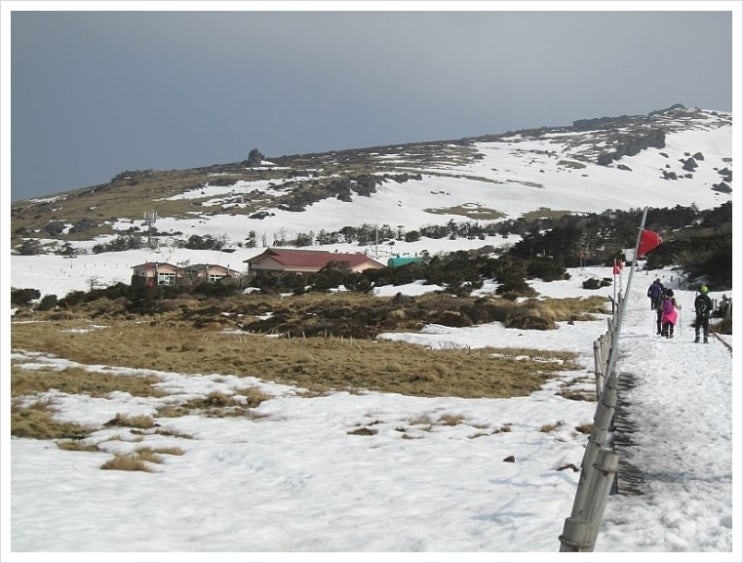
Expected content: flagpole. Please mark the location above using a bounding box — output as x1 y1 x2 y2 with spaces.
612 259 618 315
605 206 648 379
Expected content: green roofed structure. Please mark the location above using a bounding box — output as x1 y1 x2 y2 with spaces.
387 256 425 268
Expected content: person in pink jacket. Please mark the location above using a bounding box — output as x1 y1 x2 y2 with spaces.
660 288 681 338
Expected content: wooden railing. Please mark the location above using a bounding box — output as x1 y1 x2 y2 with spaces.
558 293 623 552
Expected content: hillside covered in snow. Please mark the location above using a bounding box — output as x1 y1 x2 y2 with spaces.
9 104 734 299
4 99 739 561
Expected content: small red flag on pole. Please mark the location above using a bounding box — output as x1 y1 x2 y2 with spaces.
637 229 663 257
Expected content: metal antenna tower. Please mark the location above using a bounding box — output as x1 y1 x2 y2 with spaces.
144 210 158 248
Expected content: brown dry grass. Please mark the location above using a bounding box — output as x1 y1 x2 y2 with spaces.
104 412 156 429
100 445 185 472
155 428 195 440
11 319 582 399
56 440 101 452
423 204 506 220
156 390 272 418
436 413 466 426
10 399 92 440
10 296 596 441
540 421 564 433
101 454 155 472
11 366 166 398
519 207 574 222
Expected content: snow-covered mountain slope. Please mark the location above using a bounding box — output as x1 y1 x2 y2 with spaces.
146 107 732 241
9 104 734 298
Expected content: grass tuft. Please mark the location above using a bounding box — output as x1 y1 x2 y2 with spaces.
104 412 156 429
347 427 378 436
101 454 154 472
56 440 101 452
437 413 466 426
11 400 92 440
540 421 564 433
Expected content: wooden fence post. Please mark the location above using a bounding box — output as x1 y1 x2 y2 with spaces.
593 339 603 397
585 449 620 550
559 449 619 552
559 516 593 552
561 368 617 545
561 287 625 551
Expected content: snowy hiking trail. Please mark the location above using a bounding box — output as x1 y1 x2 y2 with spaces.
7 266 735 555
595 272 734 552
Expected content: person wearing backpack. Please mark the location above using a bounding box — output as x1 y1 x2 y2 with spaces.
655 305 664 335
651 280 665 334
660 288 680 338
694 285 713 343
647 278 664 310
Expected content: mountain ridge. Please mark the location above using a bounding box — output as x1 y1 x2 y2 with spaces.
10 103 733 259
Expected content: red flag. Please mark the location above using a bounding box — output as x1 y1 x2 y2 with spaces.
637 229 663 257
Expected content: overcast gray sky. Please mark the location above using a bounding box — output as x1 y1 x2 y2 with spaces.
6 4 736 201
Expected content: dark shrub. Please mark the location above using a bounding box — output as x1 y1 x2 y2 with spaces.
192 278 239 298
527 258 568 282
60 290 87 307
36 294 58 311
434 310 471 327
185 234 223 251
11 288 40 306
16 239 43 255
582 278 610 290
92 235 143 254
43 221 66 237
345 274 374 294
310 261 353 291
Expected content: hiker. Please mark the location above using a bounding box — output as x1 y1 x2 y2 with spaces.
648 279 665 334
655 301 663 335
647 278 664 310
719 294 732 318
694 285 713 343
660 288 680 338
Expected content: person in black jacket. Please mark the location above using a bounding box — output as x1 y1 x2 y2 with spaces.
694 285 713 343
647 278 664 311
648 279 665 334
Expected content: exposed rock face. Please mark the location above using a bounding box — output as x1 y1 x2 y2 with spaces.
681 157 699 172
718 167 732 182
597 129 666 165
245 148 265 167
712 182 732 194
